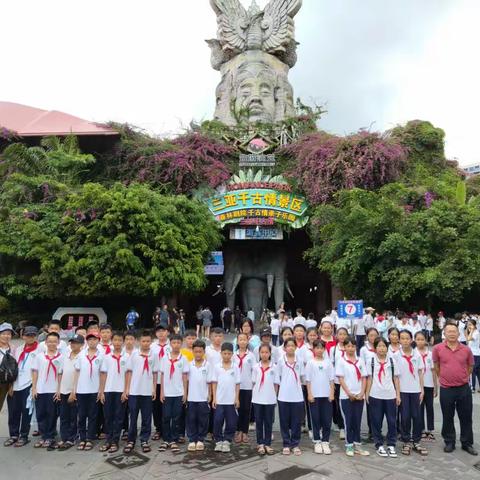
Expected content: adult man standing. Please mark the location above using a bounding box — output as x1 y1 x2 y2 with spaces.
0 322 15 412
159 304 170 328
432 323 478 455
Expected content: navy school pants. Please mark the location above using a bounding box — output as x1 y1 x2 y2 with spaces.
60 393 78 442
186 401 210 443
152 384 163 435
253 403 275 446
302 385 312 431
77 393 98 442
333 383 345 429
7 386 32 440
340 398 363 446
369 396 397 448
421 386 434 433
400 392 422 443
36 393 59 441
237 389 252 434
310 397 332 442
213 404 238 442
278 400 304 448
128 395 152 444
162 396 183 443
104 392 126 444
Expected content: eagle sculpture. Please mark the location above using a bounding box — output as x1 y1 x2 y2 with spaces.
207 0 302 70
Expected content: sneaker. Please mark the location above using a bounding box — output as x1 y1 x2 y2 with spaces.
387 446 397 458
308 431 313 440
346 445 354 457
222 441 231 453
339 429 345 440
196 441 205 451
376 446 388 457
214 441 224 452
314 442 323 454
354 444 370 456
187 442 196 452
322 442 331 455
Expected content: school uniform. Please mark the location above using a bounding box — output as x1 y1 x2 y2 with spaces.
336 356 367 447
59 352 80 443
270 319 281 346
394 350 424 444
354 317 367 353
33 351 63 441
38 340 69 356
253 343 281 365
416 348 435 433
160 353 189 443
205 345 222 365
469 331 480 390
98 342 112 356
329 345 346 431
126 350 158 444
151 341 171 438
233 351 255 434
186 360 212 443
368 355 399 448
8 342 39 441
300 345 315 432
120 347 136 434
252 362 277 446
360 343 376 434
101 352 128 444
275 358 305 448
212 363 240 443
305 357 334 443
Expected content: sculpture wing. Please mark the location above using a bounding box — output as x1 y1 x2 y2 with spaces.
262 0 302 53
210 0 248 52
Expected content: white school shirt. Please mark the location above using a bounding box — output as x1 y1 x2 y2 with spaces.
212 363 240 405
364 314 374 330
368 355 398 400
38 339 69 356
458 321 467 342
354 317 366 336
360 344 376 367
126 350 158 396
279 319 294 331
152 341 172 384
32 351 63 394
295 342 309 365
468 330 480 356
13 343 39 391
188 360 212 402
336 317 352 333
305 358 334 398
253 344 281 365
233 351 256 390
415 349 434 388
275 358 304 402
425 316 434 332
252 362 277 405
101 352 128 393
270 318 281 336
160 353 189 397
74 350 104 394
417 314 427 329
410 322 423 337
305 319 318 330
396 321 413 334
393 350 424 393
293 316 306 327
329 345 346 385
302 346 315 365
98 342 113 356
60 352 80 395
335 356 367 400
205 346 222 365
122 347 138 358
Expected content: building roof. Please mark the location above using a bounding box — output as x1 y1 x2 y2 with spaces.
0 101 118 137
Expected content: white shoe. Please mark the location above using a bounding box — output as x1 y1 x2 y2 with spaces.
376 446 388 457
339 429 345 440
214 441 224 452
187 442 196 452
196 441 205 451
387 446 397 458
222 441 231 453
314 442 323 454
308 430 313 440
354 444 370 456
322 442 331 455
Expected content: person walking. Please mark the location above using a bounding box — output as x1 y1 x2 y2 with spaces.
0 323 15 413
202 307 213 340
432 323 478 456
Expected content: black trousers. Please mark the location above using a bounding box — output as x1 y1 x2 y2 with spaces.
421 386 434 432
105 392 126 444
439 384 474 448
36 393 59 441
237 389 252 434
332 383 344 429
152 384 163 435
7 386 32 440
186 401 210 443
60 393 78 442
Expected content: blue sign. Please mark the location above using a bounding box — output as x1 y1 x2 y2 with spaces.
205 251 224 276
338 300 363 319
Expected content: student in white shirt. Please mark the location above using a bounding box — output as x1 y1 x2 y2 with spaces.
205 328 224 365
122 331 137 358
72 332 103 450
467 319 480 393
293 308 306 327
335 336 369 457
388 327 402 355
98 324 113 355
425 314 434 343
395 330 426 456
305 313 317 330
360 328 379 367
270 315 281 346
123 330 158 454
415 331 438 442
330 327 348 441
158 334 189 453
31 332 63 448
306 340 335 455
253 328 280 365
211 342 240 453
233 332 256 444
252 344 278 456
275 338 305 456
366 337 400 458
98 331 128 452
186 340 212 451
38 320 69 356
353 315 367 354
58 334 83 450
5 326 39 447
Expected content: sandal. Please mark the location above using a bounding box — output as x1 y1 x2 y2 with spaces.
34 440 45 449
109 443 119 453
421 432 428 440
123 442 135 454
401 443 411 456
43 440 54 449
3 438 18 447
84 441 94 451
412 443 428 456
428 433 436 442
158 442 169 452
292 447 302 456
282 447 291 455
77 441 86 451
265 446 274 455
170 442 180 453
14 438 29 448
141 442 151 453
32 430 40 437
257 445 266 456
151 432 161 441
99 442 111 452
121 432 128 441
59 441 74 451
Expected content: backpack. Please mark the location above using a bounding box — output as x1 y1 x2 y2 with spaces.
126 312 137 326
371 357 395 387
0 350 18 384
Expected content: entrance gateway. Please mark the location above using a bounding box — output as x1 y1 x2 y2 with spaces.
191 0 336 321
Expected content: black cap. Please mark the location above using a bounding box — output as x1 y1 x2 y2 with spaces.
23 326 38 336
69 334 85 345
260 328 272 338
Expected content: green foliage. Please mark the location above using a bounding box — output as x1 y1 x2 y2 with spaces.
0 296 9 313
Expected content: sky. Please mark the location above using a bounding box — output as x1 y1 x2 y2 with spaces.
2 0 479 166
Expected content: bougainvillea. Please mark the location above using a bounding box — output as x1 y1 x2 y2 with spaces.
281 130 408 205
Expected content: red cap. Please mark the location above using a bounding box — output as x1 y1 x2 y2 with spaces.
86 332 100 340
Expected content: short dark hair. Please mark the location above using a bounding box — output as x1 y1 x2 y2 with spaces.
140 329 152 339
283 338 296 348
48 320 61 327
46 332 60 340
221 342 234 352
366 327 379 336
100 324 112 331
312 339 326 349
258 343 272 360
344 336 357 346
373 337 388 349
414 331 426 340
124 331 136 339
75 326 86 333
212 327 225 335
399 329 413 339
192 340 206 350
170 334 183 343
184 330 197 338
280 326 293 336
112 330 124 339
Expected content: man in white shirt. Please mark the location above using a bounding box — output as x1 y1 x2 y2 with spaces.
247 308 255 323
294 309 306 327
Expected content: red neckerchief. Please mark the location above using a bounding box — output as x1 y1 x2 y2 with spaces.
324 339 337 354
141 353 150 374
296 340 304 349
158 343 167 359
419 351 428 370
86 353 98 378
402 354 415 377
169 354 181 379
112 354 122 374
259 364 271 388
45 353 61 380
102 343 111 355
345 358 362 381
284 360 298 383
237 352 248 371
377 359 387 384
18 342 38 364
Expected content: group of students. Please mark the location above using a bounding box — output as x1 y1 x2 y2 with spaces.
0 315 443 459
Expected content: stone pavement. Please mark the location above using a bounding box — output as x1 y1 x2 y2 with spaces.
1 398 480 480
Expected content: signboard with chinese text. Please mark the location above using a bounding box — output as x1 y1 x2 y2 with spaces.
230 227 283 240
204 251 224 275
338 300 364 319
239 154 276 167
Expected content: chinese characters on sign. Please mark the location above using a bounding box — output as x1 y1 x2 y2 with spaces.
239 154 276 167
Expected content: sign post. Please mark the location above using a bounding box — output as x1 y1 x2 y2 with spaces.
337 300 364 334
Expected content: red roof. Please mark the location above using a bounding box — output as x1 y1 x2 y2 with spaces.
0 101 117 137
